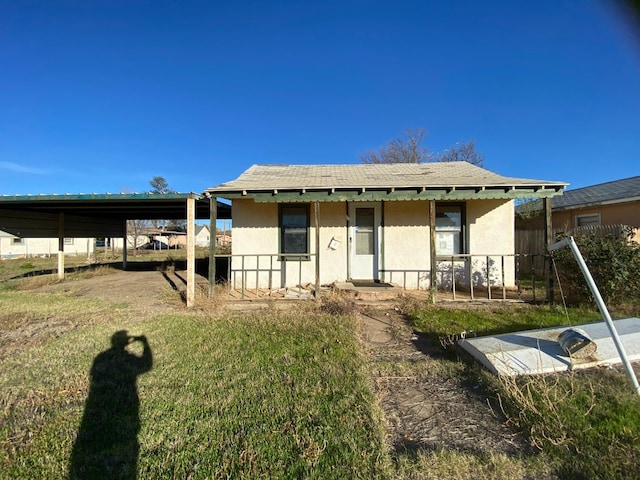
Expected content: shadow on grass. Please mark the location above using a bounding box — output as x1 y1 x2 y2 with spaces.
68 330 153 480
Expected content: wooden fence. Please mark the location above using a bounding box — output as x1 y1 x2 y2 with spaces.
515 224 635 274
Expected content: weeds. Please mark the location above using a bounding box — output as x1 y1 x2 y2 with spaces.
488 368 640 480
318 289 357 316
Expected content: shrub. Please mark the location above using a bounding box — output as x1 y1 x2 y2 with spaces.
551 227 640 306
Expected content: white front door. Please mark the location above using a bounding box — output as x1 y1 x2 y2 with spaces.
349 203 381 280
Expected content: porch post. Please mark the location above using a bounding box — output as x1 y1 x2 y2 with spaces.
57 212 65 280
544 197 554 304
186 196 196 307
429 200 437 303
314 201 320 299
209 196 217 297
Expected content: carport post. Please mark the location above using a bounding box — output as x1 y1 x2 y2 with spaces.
186 196 196 307
57 212 65 280
208 196 217 297
122 220 128 270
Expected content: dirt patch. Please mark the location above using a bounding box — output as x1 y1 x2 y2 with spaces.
0 269 189 360
358 306 531 457
31 269 187 316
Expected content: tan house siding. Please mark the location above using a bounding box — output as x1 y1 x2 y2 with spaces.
553 201 640 229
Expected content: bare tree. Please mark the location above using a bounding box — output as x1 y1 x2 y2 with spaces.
437 140 485 167
359 128 433 164
359 129 485 167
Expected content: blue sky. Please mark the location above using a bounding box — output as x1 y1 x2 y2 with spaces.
1 0 639 196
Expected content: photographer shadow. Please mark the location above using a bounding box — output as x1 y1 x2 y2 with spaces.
69 331 153 480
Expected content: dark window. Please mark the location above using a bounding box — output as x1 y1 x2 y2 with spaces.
435 204 466 255
279 204 309 257
576 214 600 227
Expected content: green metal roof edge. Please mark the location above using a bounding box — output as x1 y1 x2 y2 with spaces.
0 192 204 202
212 186 565 203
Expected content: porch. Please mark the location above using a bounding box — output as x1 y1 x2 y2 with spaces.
211 252 552 303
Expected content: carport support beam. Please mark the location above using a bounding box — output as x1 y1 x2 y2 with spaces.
209 196 217 297
57 212 65 280
122 220 128 270
187 196 196 307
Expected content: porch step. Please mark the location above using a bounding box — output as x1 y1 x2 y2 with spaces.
333 281 404 301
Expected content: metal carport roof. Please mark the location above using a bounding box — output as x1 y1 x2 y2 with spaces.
0 192 231 238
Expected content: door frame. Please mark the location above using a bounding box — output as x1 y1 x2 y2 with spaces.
347 201 382 281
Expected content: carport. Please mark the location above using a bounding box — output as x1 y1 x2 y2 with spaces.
0 193 231 306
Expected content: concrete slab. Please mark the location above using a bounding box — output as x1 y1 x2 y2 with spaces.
458 318 640 376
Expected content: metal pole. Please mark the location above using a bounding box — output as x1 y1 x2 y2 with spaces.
549 236 640 396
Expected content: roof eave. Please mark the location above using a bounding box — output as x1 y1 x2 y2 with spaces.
207 184 565 202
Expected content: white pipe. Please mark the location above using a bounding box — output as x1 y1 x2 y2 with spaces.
549 236 640 396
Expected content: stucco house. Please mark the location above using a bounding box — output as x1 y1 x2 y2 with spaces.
207 163 566 292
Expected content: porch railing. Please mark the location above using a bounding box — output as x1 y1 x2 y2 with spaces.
214 252 551 301
428 253 550 301
215 253 317 299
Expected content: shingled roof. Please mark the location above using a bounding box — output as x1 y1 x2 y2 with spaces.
552 176 640 210
207 163 566 202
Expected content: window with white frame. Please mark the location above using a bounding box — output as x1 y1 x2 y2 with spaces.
435 204 466 255
64 238 74 245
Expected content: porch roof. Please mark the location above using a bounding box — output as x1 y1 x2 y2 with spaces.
207 163 567 202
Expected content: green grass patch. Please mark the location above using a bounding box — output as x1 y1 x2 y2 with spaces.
1 309 391 479
410 304 602 349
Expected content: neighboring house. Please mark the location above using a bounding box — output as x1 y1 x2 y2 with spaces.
216 231 231 248
516 176 640 256
0 230 95 259
195 225 211 247
207 163 566 291
109 234 152 251
550 176 640 230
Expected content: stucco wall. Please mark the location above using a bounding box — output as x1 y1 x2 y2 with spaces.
467 199 515 287
382 200 431 289
230 198 516 290
229 200 349 289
